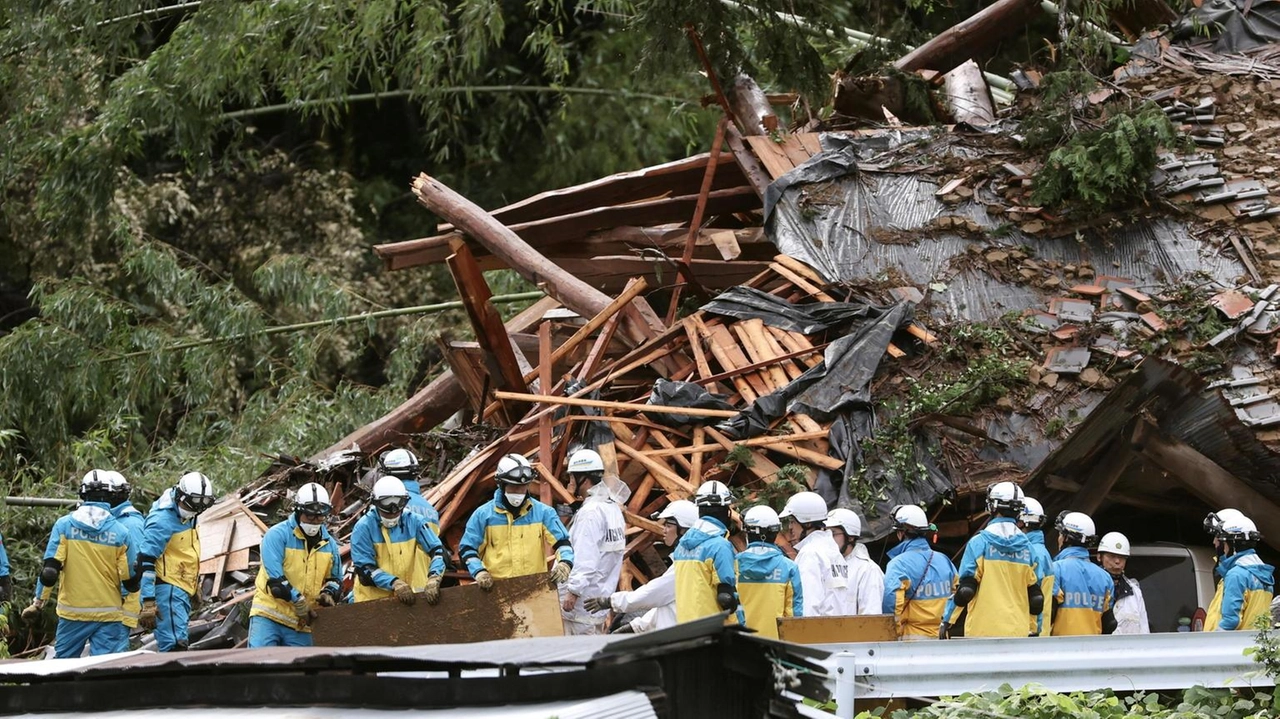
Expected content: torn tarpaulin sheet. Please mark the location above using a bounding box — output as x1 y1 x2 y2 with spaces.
556 379 616 447
643 379 737 428
700 285 886 335
1174 0 1280 54
716 302 913 438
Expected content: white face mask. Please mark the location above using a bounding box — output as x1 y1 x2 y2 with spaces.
379 514 400 529
504 491 527 508
299 522 322 537
177 505 196 521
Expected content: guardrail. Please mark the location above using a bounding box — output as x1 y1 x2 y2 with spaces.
816 631 1273 717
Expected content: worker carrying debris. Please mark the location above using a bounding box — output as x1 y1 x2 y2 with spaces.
1097 532 1149 635
584 499 698 634
882 504 956 640
780 491 850 617
104 472 145 640
23 472 137 658
249 482 343 648
459 453 574 589
826 508 884 616
351 476 446 605
378 447 441 534
558 449 626 635
126 472 216 652
1017 497 1055 636
1204 509 1275 631
736 505 802 639
673 481 740 622
1050 511 1115 636
942 482 1041 638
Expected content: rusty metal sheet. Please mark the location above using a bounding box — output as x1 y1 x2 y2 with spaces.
311 574 564 647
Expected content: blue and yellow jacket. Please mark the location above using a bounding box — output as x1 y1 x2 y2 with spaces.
882 537 957 638
403 479 442 535
1051 545 1114 635
138 488 201 597
110 501 146 628
251 515 342 632
459 490 573 579
673 516 739 623
37 503 136 623
736 541 803 639
1206 549 1275 631
0 529 10 578
944 518 1038 637
1026 529 1055 636
351 509 446 602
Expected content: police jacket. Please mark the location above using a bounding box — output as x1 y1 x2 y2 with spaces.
1206 549 1275 631
1051 545 1114 636
944 518 1038 637
110 501 145 628
736 541 803 639
1026 529 1056 636
350 509 445 602
139 488 201 597
37 503 136 623
882 537 956 638
459 490 573 579
673 516 737 623
561 489 626 624
251 514 342 631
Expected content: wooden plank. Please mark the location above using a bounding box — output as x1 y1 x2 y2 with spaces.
534 462 577 505
745 135 797 180
769 262 835 302
778 615 897 644
491 391 739 418
709 229 742 261
703 323 771 398
737 319 792 390
690 426 706 486
614 439 697 497
766 441 844 470
724 122 773 200
209 520 236 597
522 277 649 385
649 429 694 473
668 116 730 326
577 312 624 382
778 135 814 169
312 574 564 646
538 320 554 505
774 254 828 286
642 430 830 458
696 339 828 385
796 133 822 155
704 426 784 484
692 315 755 402
625 510 666 537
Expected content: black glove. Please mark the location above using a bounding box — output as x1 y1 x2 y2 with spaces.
715 582 738 612
953 576 978 606
939 622 951 640
610 622 636 634
582 596 611 613
1028 583 1044 615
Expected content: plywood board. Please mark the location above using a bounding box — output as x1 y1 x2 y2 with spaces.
777 615 897 644
311 573 564 646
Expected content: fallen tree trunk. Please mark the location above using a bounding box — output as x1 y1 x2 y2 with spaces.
944 59 996 126
895 0 1044 75
728 73 778 136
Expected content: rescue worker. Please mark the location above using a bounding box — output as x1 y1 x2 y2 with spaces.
736 505 803 638
378 447 441 534
673 480 740 622
0 523 9 603
559 449 626 635
1203 508 1248 625
351 476 446 605
882 504 957 640
1017 496 1055 636
942 482 1041 638
249 483 343 648
780 491 850 617
1050 511 1115 636
1204 511 1275 631
127 472 215 651
104 471 145 648
583 500 699 634
22 472 136 658
459 453 574 588
1097 531 1149 634
826 508 885 615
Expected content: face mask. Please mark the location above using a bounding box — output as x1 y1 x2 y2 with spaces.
177 505 196 521
504 491 527 508
379 514 400 529
299 522 322 537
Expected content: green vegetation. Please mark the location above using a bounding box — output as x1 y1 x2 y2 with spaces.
863 684 1279 719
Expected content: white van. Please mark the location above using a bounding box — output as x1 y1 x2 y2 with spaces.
1125 542 1218 632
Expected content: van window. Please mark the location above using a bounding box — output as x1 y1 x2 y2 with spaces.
1126 553 1199 633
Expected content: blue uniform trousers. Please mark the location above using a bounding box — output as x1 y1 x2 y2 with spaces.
154 581 192 651
248 615 314 648
55 619 127 658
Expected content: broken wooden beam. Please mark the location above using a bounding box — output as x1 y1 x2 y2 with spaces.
728 73 779 136
491 391 740 418
943 59 996 126
895 0 1044 75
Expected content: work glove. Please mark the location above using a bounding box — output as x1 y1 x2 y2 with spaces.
611 622 635 634
474 570 494 591
423 575 442 606
292 596 312 619
139 599 158 630
548 561 572 586
20 600 43 622
938 622 951 640
582 596 612 613
317 592 338 608
392 578 417 606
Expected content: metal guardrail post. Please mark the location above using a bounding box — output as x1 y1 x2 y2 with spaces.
833 651 856 719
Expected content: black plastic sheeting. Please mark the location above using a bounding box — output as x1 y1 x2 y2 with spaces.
1174 0 1280 54
643 379 736 428
765 134 1245 324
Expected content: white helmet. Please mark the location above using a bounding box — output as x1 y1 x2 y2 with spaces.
1098 531 1130 557
825 508 862 538
655 499 699 529
1217 514 1262 543
101 470 131 505
1019 496 1046 528
567 449 605 476
380 448 420 478
1204 508 1248 535
79 470 115 503
744 505 782 533
892 504 930 531
1055 511 1096 543
779 491 827 524
174 472 216 514
372 475 409 508
495 453 536 486
986 481 1025 516
293 482 332 515
693 480 733 508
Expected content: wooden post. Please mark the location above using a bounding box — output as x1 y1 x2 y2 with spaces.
667 117 729 326
537 320 553 505
895 0 1044 75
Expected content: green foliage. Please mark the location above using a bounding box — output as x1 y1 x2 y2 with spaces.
1031 103 1182 212
868 683 1279 719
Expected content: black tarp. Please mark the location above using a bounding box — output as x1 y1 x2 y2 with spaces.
1174 0 1280 54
